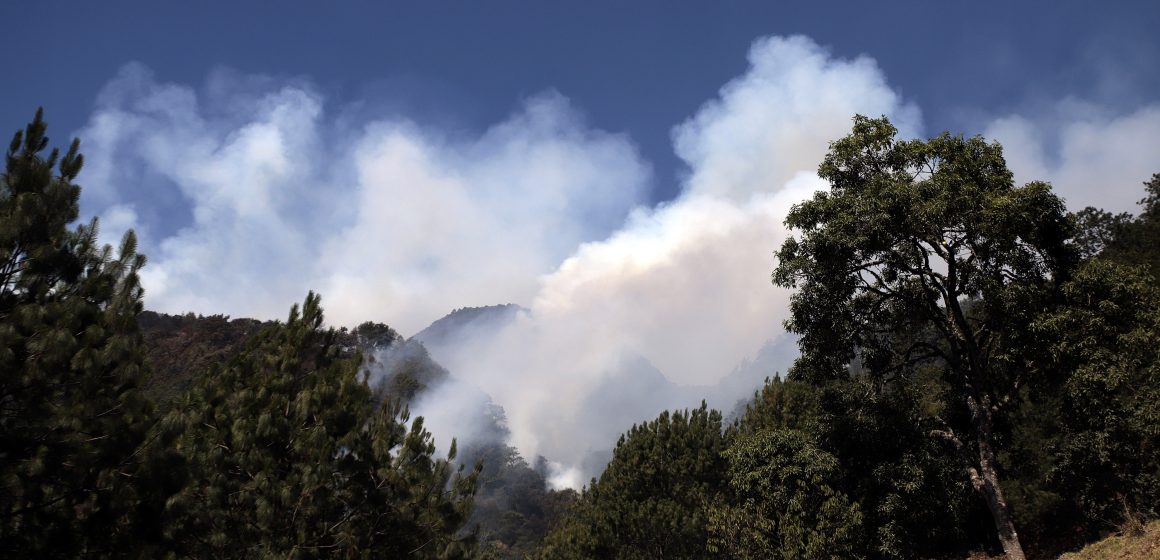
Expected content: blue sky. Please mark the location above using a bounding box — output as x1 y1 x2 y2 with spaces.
5 1 1159 483
6 2 1158 203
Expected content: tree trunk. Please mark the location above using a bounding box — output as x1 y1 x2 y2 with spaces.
969 399 1027 560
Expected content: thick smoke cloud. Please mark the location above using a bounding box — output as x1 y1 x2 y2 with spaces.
76 36 1159 489
984 101 1160 213
78 64 650 335
419 36 921 486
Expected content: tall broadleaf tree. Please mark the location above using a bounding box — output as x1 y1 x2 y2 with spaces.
0 110 155 556
774 116 1075 559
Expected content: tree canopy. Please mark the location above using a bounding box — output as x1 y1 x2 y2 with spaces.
538 404 727 560
4 108 1159 559
773 115 1077 559
1 109 156 556
161 292 479 558
1 111 482 559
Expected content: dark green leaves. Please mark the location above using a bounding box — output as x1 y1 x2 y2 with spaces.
162 292 478 559
1 110 156 557
539 404 727 560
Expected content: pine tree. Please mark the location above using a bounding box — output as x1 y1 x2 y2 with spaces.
161 292 478 559
0 110 155 556
538 404 727 560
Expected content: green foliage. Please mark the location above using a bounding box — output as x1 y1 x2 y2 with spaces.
1098 173 1160 271
1038 259 1160 530
483 141 1155 560
368 339 450 403
813 377 986 559
774 115 1079 559
347 320 401 350
708 428 863 560
1071 207 1133 262
774 115 1074 386
733 375 821 436
739 375 985 559
161 292 478 559
538 404 727 559
468 444 575 559
138 311 267 407
0 110 156 556
1002 193 1160 553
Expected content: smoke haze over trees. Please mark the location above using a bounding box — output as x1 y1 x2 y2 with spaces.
3 28 1160 559
62 36 1160 490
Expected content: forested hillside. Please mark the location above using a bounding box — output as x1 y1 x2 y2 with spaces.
0 112 478 557
137 308 572 558
138 311 267 405
2 110 1157 558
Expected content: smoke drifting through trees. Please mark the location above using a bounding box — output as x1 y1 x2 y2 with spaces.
74 36 1160 486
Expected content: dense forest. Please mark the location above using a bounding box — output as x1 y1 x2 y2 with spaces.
2 110 1157 558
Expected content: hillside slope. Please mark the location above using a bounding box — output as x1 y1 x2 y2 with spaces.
1060 521 1160 560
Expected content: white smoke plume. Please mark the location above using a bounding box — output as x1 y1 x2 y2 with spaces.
984 100 1160 213
418 36 921 481
78 64 650 335
75 36 1159 488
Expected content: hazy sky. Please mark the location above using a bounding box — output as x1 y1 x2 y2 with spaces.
6 2 1159 486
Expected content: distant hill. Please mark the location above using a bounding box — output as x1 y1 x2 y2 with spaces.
138 311 448 407
411 304 525 350
412 303 793 415
140 306 565 559
410 302 799 486
139 311 269 405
